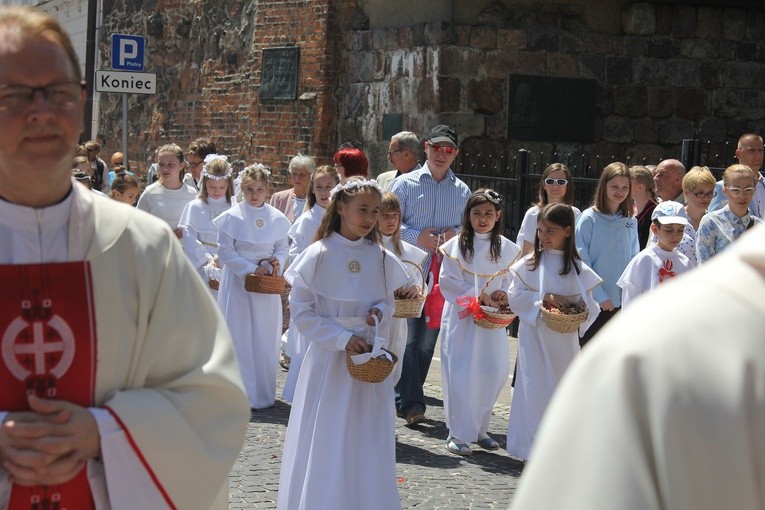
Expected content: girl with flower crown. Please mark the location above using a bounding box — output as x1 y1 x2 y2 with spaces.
277 177 409 510
214 164 291 409
438 189 521 456
178 154 235 295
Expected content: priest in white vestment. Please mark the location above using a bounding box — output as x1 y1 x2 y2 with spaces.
0 8 249 509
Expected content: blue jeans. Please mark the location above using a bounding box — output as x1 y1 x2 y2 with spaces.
395 315 439 416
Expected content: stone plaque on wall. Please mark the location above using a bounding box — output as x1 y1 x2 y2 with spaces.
508 75 596 143
261 46 300 100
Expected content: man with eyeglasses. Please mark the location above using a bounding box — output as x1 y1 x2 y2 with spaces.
377 131 421 191
0 7 248 509
389 124 471 426
709 133 765 219
184 137 217 191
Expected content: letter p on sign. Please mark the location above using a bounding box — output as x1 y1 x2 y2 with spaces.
111 34 145 72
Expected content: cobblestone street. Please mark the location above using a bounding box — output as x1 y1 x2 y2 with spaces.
229 338 523 509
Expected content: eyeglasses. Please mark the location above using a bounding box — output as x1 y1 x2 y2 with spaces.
544 178 568 186
188 161 204 168
428 143 457 154
0 81 84 112
692 190 717 199
387 148 405 156
726 186 756 197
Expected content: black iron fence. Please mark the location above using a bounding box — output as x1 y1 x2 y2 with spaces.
454 138 732 241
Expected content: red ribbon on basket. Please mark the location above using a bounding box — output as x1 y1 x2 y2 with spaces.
457 296 485 321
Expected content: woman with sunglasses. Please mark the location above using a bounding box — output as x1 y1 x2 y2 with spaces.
516 163 579 256
696 164 763 263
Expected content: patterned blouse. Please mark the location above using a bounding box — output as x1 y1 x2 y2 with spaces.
696 205 763 263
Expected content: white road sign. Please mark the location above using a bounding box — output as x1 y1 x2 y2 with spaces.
95 70 157 95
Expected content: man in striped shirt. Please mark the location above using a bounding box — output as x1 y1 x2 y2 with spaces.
390 124 471 426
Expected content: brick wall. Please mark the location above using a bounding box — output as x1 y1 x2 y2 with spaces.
99 0 340 186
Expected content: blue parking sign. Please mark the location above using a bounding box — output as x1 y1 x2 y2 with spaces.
111 34 144 72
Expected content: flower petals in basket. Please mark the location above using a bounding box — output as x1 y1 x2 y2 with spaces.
393 260 426 319
205 262 222 290
540 301 588 334
244 258 286 294
456 296 516 330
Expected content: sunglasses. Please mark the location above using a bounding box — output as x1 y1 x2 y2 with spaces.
544 178 568 186
428 143 457 154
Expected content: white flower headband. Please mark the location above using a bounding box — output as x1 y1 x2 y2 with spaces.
483 189 502 204
201 154 232 180
248 163 271 179
329 178 383 200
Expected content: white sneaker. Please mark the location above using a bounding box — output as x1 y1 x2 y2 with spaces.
446 437 472 456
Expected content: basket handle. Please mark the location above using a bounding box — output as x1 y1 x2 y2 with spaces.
257 258 278 278
479 269 509 298
400 260 426 292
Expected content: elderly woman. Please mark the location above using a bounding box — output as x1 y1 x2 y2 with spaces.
333 146 369 182
270 154 316 223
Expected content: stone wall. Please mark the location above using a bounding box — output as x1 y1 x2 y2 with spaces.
341 2 765 177
95 0 765 184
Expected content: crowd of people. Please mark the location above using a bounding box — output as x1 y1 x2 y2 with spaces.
3 5 765 509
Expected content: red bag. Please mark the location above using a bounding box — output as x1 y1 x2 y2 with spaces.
423 253 445 329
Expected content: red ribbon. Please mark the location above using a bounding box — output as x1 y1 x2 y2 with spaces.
457 296 485 321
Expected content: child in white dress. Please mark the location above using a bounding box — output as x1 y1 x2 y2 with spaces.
277 177 408 510
282 165 338 402
378 192 427 385
178 154 234 295
439 189 521 455
507 203 602 461
214 164 291 409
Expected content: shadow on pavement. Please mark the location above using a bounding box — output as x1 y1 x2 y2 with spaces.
249 400 292 426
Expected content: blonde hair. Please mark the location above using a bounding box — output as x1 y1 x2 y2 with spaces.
630 165 658 203
380 192 403 255
683 166 716 191
723 164 756 186
156 143 186 180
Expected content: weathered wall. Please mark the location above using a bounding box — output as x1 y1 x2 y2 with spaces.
342 1 765 177
96 0 765 183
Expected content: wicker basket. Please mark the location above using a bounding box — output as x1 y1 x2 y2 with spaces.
244 259 286 294
473 271 516 330
540 305 588 334
345 348 398 383
393 260 426 319
208 279 220 290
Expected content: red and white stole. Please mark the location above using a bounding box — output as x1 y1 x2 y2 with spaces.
0 262 97 509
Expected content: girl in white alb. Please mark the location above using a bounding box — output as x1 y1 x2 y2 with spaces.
178 154 234 295
438 189 521 456
282 165 338 402
378 192 427 385
214 164 291 409
506 203 602 461
136 143 197 238
277 178 408 510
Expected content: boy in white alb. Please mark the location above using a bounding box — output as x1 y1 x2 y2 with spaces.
618 201 693 307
